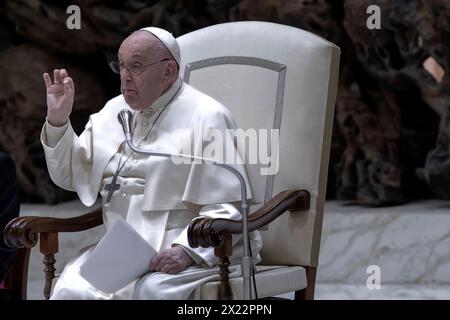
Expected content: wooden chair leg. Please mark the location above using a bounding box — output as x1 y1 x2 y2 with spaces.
214 235 233 300
295 266 317 300
40 232 58 300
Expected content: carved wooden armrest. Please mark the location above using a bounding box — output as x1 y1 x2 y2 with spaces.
187 189 310 300
3 207 103 299
4 207 103 249
188 189 310 248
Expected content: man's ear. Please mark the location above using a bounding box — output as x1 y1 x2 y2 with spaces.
164 60 179 82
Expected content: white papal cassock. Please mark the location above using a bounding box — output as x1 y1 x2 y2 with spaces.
41 77 262 300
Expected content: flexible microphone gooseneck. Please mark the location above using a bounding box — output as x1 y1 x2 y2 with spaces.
118 109 255 300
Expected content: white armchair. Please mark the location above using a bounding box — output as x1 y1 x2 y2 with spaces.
179 21 340 300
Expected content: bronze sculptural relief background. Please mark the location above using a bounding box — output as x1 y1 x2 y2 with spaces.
0 0 448 206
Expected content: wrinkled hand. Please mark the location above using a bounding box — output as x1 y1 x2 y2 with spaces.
149 246 194 274
43 69 75 127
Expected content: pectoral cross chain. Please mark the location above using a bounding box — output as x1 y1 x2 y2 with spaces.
104 174 120 206
103 106 165 207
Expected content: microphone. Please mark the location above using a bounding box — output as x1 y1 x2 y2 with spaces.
117 109 255 300
118 110 133 141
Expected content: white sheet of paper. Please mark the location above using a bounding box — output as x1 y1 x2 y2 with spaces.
79 219 157 294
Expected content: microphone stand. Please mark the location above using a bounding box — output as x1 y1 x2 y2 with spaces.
118 110 254 300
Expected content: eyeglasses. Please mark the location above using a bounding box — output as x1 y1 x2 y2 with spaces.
109 59 170 76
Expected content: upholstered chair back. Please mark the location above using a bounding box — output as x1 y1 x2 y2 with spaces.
178 21 340 267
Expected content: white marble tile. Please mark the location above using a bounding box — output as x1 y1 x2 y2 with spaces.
277 284 450 300
317 200 450 284
315 283 450 300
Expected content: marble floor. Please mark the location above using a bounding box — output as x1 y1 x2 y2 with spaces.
314 283 450 300
27 281 450 300
20 199 450 300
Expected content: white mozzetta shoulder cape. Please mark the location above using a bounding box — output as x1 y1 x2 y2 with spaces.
42 81 253 210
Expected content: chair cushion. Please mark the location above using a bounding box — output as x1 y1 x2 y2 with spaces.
200 265 307 300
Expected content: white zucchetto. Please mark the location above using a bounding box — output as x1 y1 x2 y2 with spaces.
139 27 181 67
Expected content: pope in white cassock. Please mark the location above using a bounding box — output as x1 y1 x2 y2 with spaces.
40 27 262 299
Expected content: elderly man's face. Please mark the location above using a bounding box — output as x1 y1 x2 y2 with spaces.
117 32 174 110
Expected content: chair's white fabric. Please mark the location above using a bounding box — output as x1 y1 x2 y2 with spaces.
200 265 307 300
177 21 339 278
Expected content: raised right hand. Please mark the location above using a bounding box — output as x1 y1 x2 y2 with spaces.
43 69 75 127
